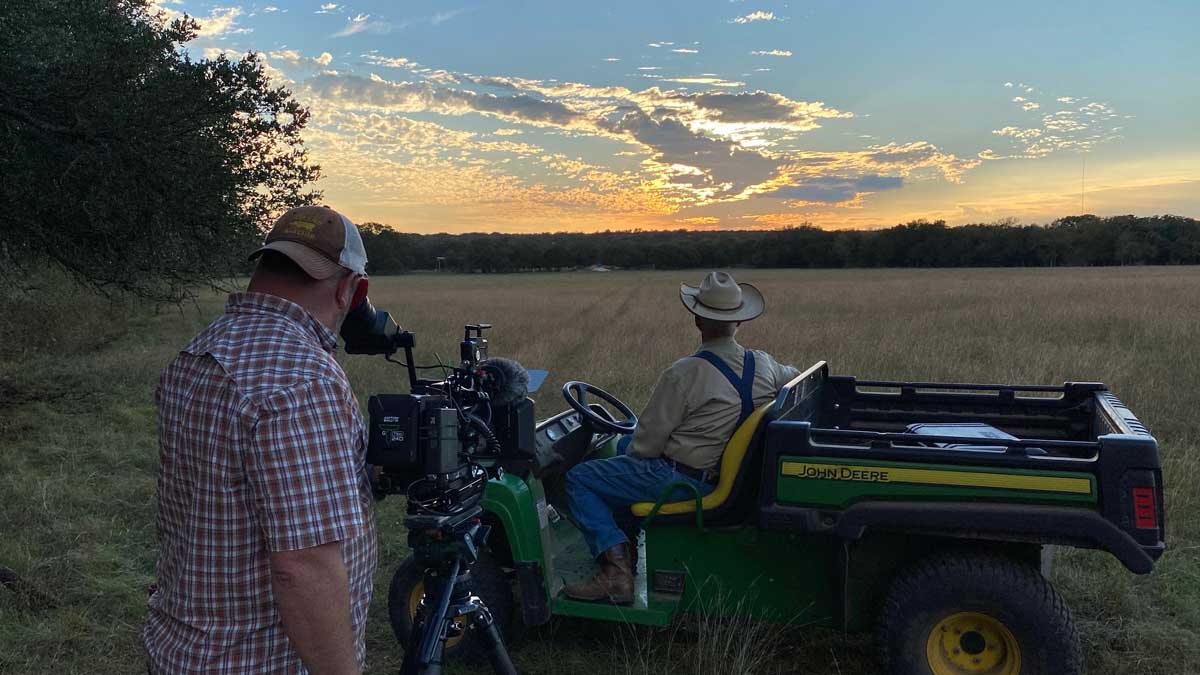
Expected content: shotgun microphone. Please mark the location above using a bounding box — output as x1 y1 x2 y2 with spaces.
476 357 530 407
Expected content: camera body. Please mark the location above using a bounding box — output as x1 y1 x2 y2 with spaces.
366 394 460 474
366 391 537 491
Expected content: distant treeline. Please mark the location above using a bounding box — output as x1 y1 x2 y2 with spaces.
357 215 1200 273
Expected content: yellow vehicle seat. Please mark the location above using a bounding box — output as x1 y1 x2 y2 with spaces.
630 402 773 519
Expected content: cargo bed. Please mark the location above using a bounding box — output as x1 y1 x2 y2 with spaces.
755 362 1166 572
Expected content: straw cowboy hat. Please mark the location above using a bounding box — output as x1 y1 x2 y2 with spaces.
680 271 765 322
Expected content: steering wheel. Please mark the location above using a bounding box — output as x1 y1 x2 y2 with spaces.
562 381 638 435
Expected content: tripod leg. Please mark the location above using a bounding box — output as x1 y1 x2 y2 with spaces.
399 611 424 675
402 601 448 675
469 601 518 675
421 649 444 675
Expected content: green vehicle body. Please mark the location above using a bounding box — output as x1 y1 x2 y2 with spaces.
471 361 1165 634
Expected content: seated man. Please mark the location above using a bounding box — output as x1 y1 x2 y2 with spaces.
564 271 801 604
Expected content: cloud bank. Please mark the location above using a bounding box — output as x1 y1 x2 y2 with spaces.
289 53 984 220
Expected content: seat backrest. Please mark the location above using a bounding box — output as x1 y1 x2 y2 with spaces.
714 402 773 494
631 401 773 518
713 401 776 521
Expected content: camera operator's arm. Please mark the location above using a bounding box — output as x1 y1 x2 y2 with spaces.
271 543 359 675
245 378 371 674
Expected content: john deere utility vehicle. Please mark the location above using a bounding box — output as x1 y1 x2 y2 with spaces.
379 356 1166 675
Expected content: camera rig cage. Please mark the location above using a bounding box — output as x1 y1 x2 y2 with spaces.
341 300 536 516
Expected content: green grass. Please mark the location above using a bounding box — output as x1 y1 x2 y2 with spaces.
2 267 1198 674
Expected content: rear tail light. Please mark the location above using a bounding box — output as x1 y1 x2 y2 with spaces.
1132 486 1157 529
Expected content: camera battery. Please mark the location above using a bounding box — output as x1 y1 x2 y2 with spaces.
424 406 462 475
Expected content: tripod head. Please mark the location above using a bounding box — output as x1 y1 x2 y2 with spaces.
405 505 490 573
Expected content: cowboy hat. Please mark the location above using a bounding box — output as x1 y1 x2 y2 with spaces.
680 271 765 322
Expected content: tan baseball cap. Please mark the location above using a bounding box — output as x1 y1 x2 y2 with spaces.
248 205 368 279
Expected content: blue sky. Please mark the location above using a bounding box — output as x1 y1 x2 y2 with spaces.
163 0 1200 232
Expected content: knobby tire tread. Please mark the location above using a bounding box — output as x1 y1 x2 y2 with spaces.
875 551 1081 675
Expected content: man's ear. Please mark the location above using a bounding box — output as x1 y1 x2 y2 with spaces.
334 272 357 309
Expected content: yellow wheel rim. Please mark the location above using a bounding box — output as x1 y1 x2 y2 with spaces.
926 611 1021 675
409 582 465 649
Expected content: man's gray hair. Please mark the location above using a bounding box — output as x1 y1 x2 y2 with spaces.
696 316 738 337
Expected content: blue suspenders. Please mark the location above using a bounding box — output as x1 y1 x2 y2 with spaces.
691 349 756 427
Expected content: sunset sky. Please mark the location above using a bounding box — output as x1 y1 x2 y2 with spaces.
167 0 1198 233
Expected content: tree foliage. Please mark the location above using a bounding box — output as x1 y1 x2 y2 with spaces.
357 215 1200 274
0 0 319 301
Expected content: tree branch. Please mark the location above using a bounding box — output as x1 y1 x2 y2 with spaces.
0 98 103 139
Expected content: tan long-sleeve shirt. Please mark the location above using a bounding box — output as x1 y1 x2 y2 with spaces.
626 336 800 472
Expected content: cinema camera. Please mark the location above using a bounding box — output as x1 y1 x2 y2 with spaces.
340 297 537 500
340 297 532 675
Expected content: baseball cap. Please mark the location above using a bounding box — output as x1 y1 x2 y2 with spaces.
248 205 368 279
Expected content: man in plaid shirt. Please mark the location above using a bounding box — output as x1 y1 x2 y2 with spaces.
145 206 377 674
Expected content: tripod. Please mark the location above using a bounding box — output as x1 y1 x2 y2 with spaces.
400 506 518 675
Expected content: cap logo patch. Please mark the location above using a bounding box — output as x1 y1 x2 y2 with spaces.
279 219 319 238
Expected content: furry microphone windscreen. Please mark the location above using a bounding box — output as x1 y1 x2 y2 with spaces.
478 357 530 407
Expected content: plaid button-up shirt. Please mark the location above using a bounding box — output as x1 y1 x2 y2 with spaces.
145 292 377 674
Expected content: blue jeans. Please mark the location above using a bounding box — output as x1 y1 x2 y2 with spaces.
566 454 715 558
616 435 633 455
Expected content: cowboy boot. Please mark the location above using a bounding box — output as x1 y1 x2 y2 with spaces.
563 542 635 605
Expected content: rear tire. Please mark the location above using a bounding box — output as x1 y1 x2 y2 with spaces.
876 551 1081 675
387 552 516 664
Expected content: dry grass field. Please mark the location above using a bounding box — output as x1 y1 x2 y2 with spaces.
2 267 1198 674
